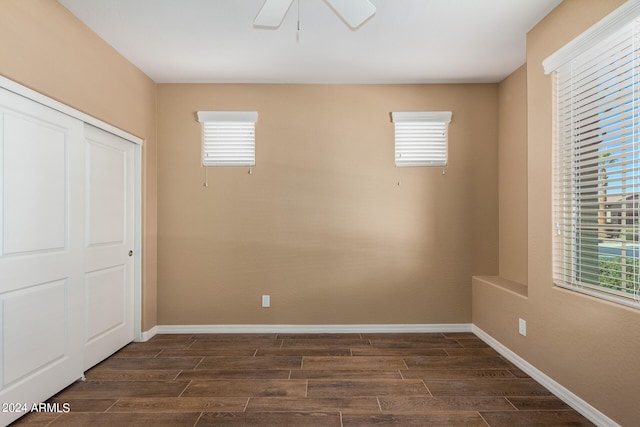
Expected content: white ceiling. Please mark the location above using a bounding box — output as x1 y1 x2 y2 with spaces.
57 0 562 84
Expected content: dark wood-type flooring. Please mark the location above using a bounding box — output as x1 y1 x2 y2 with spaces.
11 333 594 426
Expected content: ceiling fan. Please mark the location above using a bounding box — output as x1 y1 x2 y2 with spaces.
254 0 376 29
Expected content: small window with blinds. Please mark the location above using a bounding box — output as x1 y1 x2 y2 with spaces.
545 5 639 308
392 112 452 167
197 111 258 167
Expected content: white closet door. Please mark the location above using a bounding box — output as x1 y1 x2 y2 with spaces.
83 124 134 370
0 88 85 426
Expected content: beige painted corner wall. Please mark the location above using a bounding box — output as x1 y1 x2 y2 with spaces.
157 84 498 325
0 0 158 330
473 0 640 424
497 65 527 285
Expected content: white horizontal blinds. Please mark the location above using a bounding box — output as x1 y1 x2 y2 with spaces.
392 112 452 167
197 111 258 167
552 16 640 307
202 121 254 166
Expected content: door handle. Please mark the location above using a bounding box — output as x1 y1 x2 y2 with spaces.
128 250 133 257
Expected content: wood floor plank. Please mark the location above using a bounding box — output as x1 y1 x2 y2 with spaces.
351 348 447 357
188 337 282 350
191 334 278 340
365 333 456 342
122 339 194 350
95 357 202 370
342 412 487 426
86 368 181 381
178 368 291 380
246 396 380 413
47 412 202 426
378 395 515 412
157 349 257 357
56 380 191 399
404 355 513 369
307 379 428 398
443 347 501 356
147 334 197 340
197 356 302 370
281 338 371 349
302 356 405 370
257 348 351 356
401 369 516 380
425 378 552 397
188 340 283 350
455 338 491 348
276 333 362 339
182 380 307 398
362 333 447 340
506 395 572 410
445 335 486 342
110 347 164 358
508 367 531 378
368 340 463 349
480 410 596 426
108 397 248 412
442 333 478 339
196 411 341 426
291 369 402 380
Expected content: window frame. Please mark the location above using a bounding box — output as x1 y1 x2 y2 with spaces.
545 2 640 308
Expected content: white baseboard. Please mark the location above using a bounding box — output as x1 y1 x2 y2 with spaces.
155 323 473 334
472 326 619 427
136 326 158 342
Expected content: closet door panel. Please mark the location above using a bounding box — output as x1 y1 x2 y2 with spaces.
3 113 67 254
3 279 69 384
83 125 134 370
85 266 126 345
0 87 85 426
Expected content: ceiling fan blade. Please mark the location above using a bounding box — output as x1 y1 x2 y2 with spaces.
324 0 376 29
254 0 295 28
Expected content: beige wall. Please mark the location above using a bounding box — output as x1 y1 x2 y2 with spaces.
157 84 498 325
497 65 527 285
473 0 640 424
0 0 158 330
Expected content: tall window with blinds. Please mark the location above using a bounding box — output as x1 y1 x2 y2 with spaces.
392 112 452 167
197 111 258 167
546 9 639 308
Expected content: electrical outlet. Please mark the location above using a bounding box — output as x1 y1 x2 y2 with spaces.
518 318 527 336
262 295 270 308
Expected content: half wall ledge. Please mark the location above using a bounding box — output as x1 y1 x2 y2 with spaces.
473 275 528 298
